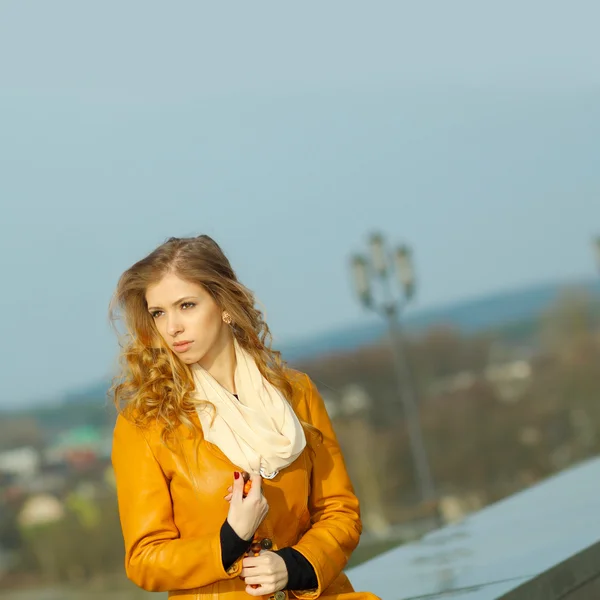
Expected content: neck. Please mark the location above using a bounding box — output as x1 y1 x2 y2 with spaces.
198 330 237 394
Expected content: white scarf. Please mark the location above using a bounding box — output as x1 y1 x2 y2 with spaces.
191 338 306 478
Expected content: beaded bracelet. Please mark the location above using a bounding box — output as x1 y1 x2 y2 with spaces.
240 472 260 589
242 471 252 497
243 535 263 589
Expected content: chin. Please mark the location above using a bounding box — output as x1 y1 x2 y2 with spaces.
182 351 206 365
179 355 197 364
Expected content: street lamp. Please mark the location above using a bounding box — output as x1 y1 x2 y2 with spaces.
350 232 437 508
350 255 372 308
394 245 415 300
593 236 600 272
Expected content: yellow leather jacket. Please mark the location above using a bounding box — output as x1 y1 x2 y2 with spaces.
111 371 379 600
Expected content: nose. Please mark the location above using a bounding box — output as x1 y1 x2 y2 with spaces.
166 315 183 338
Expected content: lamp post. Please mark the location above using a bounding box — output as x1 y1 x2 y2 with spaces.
350 232 437 506
593 236 600 272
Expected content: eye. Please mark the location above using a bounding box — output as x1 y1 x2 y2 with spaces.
150 310 163 319
181 302 196 310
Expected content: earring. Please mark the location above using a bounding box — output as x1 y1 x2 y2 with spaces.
222 311 232 325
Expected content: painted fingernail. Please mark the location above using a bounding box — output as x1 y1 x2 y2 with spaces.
234 471 240 480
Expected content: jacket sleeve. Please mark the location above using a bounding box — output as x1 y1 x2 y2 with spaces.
291 375 362 599
111 414 243 592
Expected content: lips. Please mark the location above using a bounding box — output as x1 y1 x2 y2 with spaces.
173 341 193 353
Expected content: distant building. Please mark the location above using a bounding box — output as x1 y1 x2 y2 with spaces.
18 493 65 528
44 425 109 469
0 447 40 479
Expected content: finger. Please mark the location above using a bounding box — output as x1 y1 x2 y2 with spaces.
247 472 263 498
242 555 263 568
245 584 273 597
231 471 244 505
244 575 275 586
223 493 232 502
241 565 267 578
242 554 272 569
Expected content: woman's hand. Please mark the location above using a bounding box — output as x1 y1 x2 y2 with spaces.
226 472 268 541
241 550 289 596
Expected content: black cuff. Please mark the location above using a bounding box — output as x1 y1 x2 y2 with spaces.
220 519 253 571
274 547 318 591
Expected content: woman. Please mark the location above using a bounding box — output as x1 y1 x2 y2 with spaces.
110 235 380 600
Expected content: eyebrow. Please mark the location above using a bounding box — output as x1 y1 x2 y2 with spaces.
147 296 199 311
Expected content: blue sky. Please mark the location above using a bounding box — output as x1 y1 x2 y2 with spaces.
1 1 600 407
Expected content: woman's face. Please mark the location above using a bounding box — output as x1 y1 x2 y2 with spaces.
145 272 229 366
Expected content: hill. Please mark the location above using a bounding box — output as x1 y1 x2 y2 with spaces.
4 277 600 425
280 277 600 360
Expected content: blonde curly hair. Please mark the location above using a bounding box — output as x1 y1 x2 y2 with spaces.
108 234 312 448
